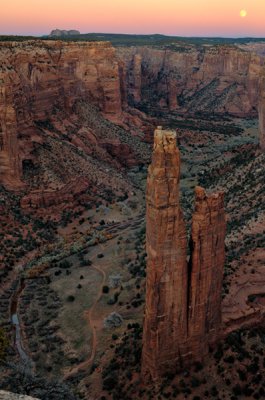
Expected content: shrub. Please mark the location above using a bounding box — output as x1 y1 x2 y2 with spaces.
102 374 118 391
59 260 72 269
233 385 242 396
102 285 110 294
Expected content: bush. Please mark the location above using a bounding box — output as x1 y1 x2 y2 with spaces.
233 385 242 396
224 355 235 363
59 260 72 269
67 295 75 302
102 285 110 294
102 374 118 391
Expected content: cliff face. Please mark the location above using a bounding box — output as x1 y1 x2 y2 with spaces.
142 127 188 382
142 128 226 382
1 41 264 191
117 46 264 116
188 186 226 359
20 176 90 209
259 73 265 151
0 40 122 189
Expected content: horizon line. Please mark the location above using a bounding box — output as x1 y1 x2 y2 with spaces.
1 31 265 40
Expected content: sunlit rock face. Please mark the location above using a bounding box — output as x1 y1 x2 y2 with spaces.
188 186 226 360
142 128 226 383
117 46 264 116
142 127 188 383
0 40 122 190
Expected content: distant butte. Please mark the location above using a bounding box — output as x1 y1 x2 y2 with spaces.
49 29 81 37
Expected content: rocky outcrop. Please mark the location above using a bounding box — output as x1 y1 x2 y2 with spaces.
20 176 90 209
117 46 264 116
49 29 80 37
0 40 122 189
142 127 188 382
188 186 226 360
0 392 39 400
259 72 265 151
142 128 226 383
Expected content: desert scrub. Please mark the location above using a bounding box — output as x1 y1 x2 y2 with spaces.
0 328 9 360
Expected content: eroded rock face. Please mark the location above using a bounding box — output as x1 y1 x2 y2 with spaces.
142 127 188 382
0 391 39 400
142 129 226 382
0 40 122 189
117 46 264 116
259 72 265 151
20 176 90 209
188 186 226 360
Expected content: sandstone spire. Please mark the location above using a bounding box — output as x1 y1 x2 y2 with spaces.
142 129 226 383
141 127 188 382
188 186 226 360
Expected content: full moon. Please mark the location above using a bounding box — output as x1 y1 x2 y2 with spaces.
240 9 247 18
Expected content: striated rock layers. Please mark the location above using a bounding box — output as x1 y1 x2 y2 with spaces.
0 40 122 189
1 40 265 190
20 176 90 209
188 186 226 359
117 46 264 116
259 72 265 151
142 128 226 382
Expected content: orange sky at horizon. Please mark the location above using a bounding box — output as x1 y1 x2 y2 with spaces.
1 0 265 37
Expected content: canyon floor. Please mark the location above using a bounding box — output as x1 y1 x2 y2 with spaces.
1 112 265 400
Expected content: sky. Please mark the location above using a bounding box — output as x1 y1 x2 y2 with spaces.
1 0 265 37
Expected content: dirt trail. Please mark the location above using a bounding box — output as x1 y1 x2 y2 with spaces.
63 215 144 379
83 264 106 365
64 254 106 379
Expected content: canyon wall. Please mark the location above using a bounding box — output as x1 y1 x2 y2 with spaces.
1 41 264 191
0 40 122 189
20 176 90 209
142 128 226 383
117 46 264 116
259 72 265 151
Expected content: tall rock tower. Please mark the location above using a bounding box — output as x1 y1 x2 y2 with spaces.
142 127 226 383
188 186 226 360
141 127 188 382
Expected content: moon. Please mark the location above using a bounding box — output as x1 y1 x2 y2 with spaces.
240 9 247 18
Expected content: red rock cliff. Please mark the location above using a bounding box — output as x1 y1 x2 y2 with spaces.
0 40 122 189
117 46 264 116
142 129 226 383
259 72 265 151
142 127 188 382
